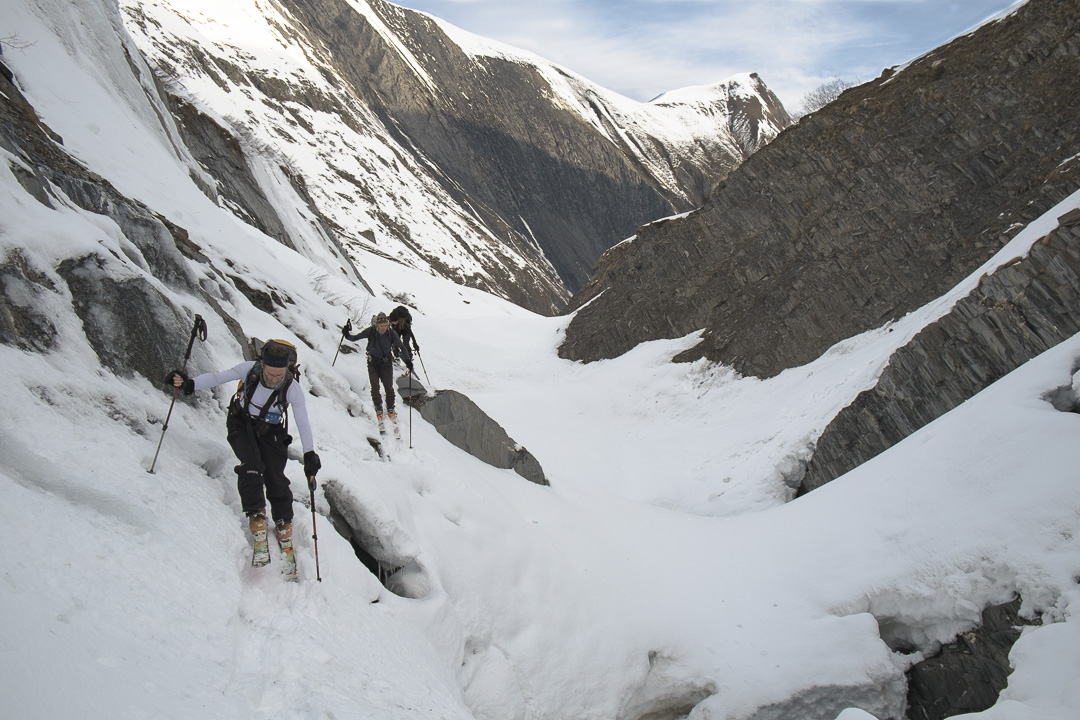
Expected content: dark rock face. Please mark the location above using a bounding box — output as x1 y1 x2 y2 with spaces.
560 0 1080 377
409 389 547 485
800 210 1080 493
57 255 191 381
1 51 205 378
906 598 1032 720
166 95 293 248
0 249 59 353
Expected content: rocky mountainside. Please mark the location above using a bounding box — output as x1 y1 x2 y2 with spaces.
118 0 789 313
560 0 1080 373
799 207 1080 494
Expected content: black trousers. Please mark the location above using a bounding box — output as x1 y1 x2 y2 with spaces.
368 359 395 411
226 415 294 523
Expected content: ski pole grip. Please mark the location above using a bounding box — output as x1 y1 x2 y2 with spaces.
180 314 208 371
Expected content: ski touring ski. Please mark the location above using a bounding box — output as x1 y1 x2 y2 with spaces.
389 410 401 441
377 410 387 437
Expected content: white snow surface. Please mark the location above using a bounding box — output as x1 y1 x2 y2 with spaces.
3 1 1080 720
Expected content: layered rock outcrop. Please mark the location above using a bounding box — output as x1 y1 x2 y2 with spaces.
800 207 1080 493
906 598 1032 720
560 0 1080 377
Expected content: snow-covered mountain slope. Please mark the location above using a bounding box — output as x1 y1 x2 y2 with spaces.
433 17 788 199
3 2 1080 720
115 0 788 305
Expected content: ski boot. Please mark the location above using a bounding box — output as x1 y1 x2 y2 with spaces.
249 511 270 567
276 519 297 581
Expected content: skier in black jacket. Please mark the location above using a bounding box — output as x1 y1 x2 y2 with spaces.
388 305 420 355
343 312 413 421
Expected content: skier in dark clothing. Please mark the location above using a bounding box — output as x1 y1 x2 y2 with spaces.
166 339 321 547
343 312 414 422
388 305 420 355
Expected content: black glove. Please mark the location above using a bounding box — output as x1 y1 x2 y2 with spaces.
412 342 419 352
165 370 195 395
406 361 414 373
342 319 352 336
303 450 321 481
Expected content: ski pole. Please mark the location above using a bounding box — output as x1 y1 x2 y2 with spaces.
331 334 344 367
416 349 431 386
407 372 414 449
332 319 351 366
309 479 322 582
148 314 207 474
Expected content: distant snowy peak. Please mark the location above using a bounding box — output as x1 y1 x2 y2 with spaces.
649 72 791 156
434 14 790 134
652 72 763 106
431 15 791 185
653 73 789 132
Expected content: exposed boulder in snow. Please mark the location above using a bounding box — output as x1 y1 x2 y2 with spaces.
409 389 547 485
905 597 1032 720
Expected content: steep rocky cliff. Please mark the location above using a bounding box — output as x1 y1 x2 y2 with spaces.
560 0 1080 375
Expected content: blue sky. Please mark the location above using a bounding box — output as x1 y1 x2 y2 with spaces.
394 0 1023 112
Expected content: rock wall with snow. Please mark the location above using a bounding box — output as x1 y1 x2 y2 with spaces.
559 0 1080 376
800 208 1080 493
0 55 222 378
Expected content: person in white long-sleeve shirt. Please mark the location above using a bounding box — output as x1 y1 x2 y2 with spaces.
168 340 321 542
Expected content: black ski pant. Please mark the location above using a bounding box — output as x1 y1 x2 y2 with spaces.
368 358 396 412
226 415 294 523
